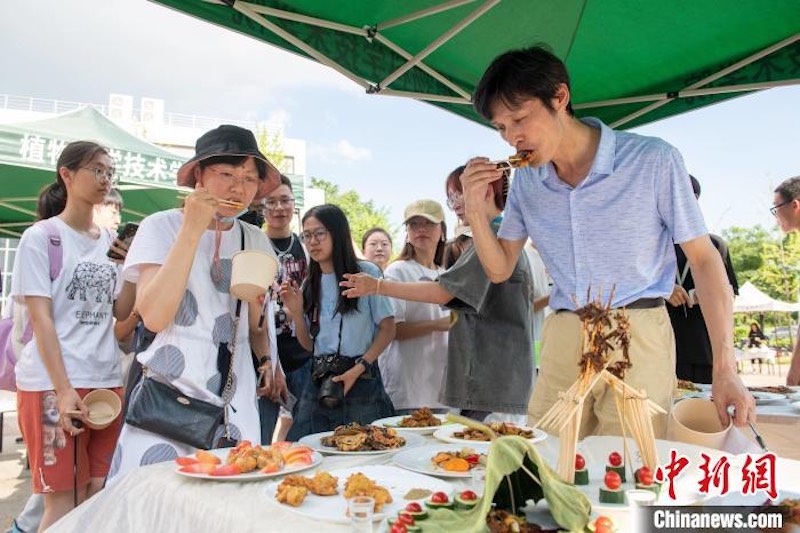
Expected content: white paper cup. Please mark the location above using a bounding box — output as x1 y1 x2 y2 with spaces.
230 250 278 302
82 389 122 430
666 398 731 449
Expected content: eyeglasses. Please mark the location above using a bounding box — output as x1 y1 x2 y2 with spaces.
770 200 792 217
446 191 463 210
300 228 329 243
407 219 438 231
81 166 118 185
265 197 295 210
207 167 260 188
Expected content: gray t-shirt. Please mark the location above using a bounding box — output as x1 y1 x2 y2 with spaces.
438 245 534 414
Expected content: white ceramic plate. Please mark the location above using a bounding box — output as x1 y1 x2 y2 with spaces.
174 447 323 482
392 443 487 479
372 414 452 435
432 424 548 446
263 464 453 523
787 392 800 402
791 400 800 413
298 430 425 455
750 391 787 405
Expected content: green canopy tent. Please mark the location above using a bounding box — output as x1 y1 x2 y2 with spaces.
0 106 187 237
151 0 799 129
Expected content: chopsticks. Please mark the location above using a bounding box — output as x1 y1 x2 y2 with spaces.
177 193 245 210
747 421 769 452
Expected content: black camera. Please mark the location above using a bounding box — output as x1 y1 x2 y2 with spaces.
312 354 354 408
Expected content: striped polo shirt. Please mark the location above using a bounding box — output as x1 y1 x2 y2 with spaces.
498 117 707 311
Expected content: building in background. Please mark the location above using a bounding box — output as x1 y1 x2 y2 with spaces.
0 93 323 309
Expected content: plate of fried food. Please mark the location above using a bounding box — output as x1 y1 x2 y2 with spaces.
393 443 487 479
433 422 547 446
174 441 321 481
266 465 453 523
373 407 451 435
298 423 425 455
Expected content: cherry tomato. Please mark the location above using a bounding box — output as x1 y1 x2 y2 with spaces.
575 454 586 470
459 490 478 501
390 524 408 533
604 470 622 490
608 452 622 467
430 491 449 504
595 525 613 533
595 516 613 528
396 513 415 526
405 502 422 513
465 454 481 464
636 466 653 485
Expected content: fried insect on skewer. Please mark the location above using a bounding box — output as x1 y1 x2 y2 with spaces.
491 150 534 171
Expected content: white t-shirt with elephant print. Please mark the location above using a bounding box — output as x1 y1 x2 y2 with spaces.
13 217 123 391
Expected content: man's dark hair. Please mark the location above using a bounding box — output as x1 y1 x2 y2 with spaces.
775 176 800 203
473 45 574 121
278 173 293 191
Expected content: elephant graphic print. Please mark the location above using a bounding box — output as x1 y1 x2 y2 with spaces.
66 262 117 304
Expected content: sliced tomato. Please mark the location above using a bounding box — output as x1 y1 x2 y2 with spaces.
210 464 242 476
430 491 449 504
396 513 415 526
405 502 422 513
465 454 481 464
595 516 613 528
389 524 407 533
608 451 622 467
175 456 198 466
604 470 622 490
459 490 478 501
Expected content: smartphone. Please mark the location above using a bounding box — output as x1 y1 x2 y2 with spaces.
107 222 139 260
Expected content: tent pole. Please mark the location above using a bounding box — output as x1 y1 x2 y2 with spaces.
377 0 500 90
610 33 799 128
377 0 478 31
377 88 470 104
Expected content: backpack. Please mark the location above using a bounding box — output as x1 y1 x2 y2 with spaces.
0 219 63 391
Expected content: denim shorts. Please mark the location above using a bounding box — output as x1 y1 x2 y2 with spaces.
287 364 394 440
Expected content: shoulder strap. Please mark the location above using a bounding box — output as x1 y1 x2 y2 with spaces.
35 218 63 281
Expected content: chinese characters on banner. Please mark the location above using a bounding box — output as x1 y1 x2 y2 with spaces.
18 134 184 184
657 449 778 500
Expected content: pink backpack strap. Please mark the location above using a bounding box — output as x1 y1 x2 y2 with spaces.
35 219 63 281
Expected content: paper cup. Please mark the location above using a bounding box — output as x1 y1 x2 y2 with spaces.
666 398 731 449
230 250 278 302
82 389 122 430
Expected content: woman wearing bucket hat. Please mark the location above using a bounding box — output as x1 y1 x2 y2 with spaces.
107 125 287 484
379 199 451 414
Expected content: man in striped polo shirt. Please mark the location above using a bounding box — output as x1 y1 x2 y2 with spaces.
459 45 754 439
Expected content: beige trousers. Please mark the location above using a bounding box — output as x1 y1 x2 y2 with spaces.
528 306 677 439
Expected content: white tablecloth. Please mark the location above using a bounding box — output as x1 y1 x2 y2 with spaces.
49 434 800 533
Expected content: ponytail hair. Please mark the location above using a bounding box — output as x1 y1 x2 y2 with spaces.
36 181 67 220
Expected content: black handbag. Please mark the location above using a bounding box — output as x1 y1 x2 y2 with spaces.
125 376 224 450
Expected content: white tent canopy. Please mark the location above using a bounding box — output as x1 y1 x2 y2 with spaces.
733 281 800 313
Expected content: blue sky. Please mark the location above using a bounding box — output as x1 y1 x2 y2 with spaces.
1 0 798 239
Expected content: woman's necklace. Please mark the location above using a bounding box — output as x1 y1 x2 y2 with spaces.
270 233 296 259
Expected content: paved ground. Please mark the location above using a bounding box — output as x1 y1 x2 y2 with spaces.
0 366 791 529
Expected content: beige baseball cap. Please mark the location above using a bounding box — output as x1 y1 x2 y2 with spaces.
403 199 445 224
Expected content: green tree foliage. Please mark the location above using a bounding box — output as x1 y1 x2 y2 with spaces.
724 225 800 302
309 177 393 247
254 125 285 171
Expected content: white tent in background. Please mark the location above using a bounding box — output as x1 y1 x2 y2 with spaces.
733 281 800 313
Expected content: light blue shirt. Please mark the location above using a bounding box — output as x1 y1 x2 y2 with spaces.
313 261 394 357
498 118 707 311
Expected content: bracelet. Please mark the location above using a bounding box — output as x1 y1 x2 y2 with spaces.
376 278 383 296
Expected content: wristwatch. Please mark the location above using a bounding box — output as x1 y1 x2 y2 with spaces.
354 357 372 373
